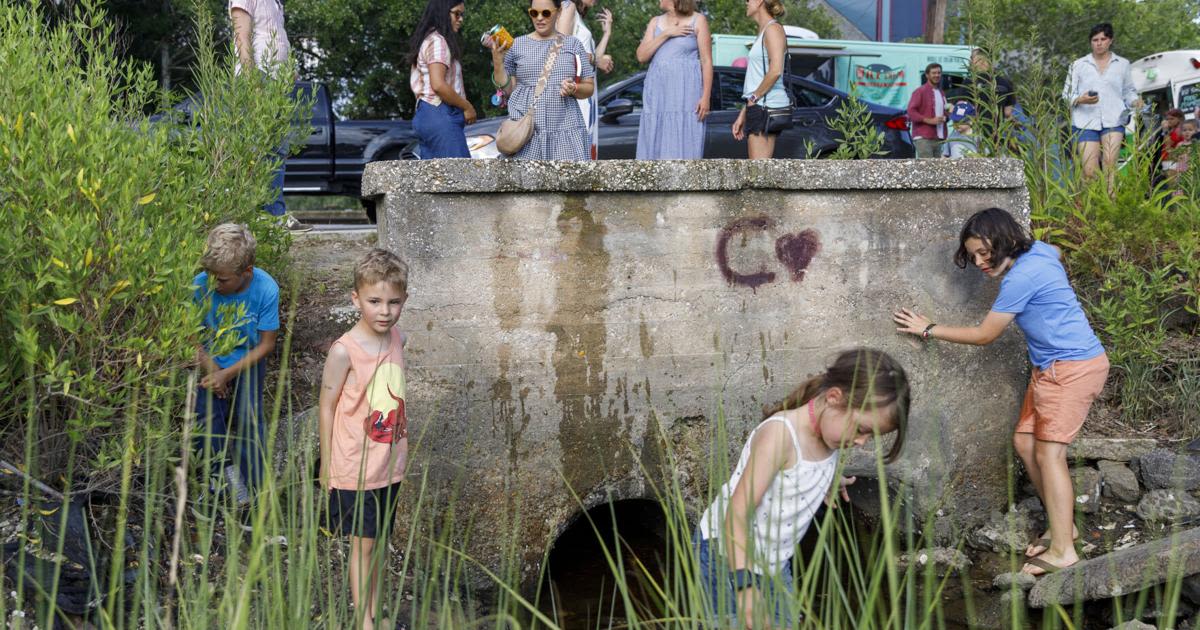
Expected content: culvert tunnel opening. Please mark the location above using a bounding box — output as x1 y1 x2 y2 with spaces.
538 498 669 629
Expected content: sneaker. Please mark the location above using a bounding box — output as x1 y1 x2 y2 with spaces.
280 213 313 233
224 465 251 507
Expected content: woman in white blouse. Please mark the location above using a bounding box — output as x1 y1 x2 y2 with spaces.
1063 22 1141 191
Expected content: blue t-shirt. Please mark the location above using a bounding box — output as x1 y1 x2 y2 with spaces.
991 241 1104 369
193 267 280 369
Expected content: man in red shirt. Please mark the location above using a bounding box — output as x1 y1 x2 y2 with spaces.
907 63 948 158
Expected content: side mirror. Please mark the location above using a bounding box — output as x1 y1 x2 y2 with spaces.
601 98 634 123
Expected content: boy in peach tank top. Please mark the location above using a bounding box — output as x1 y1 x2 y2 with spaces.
318 248 410 630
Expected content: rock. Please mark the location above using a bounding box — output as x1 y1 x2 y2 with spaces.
1139 449 1200 491
1027 525 1200 608
992 571 1037 592
1099 460 1143 503
1018 495 1044 514
1108 621 1156 630
896 548 972 575
1069 438 1157 462
1136 490 1200 524
967 510 1034 554
1182 574 1200 606
1072 467 1102 513
999 589 1025 606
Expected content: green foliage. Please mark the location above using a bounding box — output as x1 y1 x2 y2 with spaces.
0 0 299 478
826 90 886 159
948 0 1200 73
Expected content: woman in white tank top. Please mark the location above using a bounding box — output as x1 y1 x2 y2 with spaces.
557 0 614 159
695 349 911 627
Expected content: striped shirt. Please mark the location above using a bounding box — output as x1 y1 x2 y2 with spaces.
229 0 290 75
410 32 464 107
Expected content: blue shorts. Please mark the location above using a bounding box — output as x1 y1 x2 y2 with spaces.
693 529 797 626
1073 126 1125 143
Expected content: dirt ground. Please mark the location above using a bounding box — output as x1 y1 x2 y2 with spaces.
278 229 380 415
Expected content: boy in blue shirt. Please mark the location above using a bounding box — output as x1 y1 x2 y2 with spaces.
194 223 280 505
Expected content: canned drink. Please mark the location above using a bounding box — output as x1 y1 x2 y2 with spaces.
482 25 513 51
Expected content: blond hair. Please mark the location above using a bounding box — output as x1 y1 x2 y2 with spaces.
354 248 409 293
200 223 256 272
763 0 786 18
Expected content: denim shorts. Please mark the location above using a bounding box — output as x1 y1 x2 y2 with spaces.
1073 126 1125 143
325 481 402 539
693 529 797 626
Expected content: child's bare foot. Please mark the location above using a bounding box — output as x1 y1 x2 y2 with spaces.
1025 525 1079 557
1021 548 1079 576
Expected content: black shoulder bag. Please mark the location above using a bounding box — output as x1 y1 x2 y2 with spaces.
755 22 794 133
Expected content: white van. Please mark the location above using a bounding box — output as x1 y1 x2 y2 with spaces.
1131 50 1200 117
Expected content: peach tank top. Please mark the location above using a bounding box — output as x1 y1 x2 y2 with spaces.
328 327 408 490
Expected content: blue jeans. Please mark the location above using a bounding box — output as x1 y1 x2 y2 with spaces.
194 362 267 494
413 100 470 159
263 147 287 217
694 529 796 626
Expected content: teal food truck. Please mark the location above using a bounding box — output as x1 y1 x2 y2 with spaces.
711 32 972 109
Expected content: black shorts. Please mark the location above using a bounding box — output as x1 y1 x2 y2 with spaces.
325 481 402 539
744 104 783 137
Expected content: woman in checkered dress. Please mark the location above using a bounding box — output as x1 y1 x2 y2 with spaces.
488 0 596 160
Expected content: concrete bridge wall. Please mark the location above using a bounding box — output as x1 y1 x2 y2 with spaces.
362 158 1031 582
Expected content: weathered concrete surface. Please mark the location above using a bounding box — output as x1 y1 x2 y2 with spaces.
362 158 1031 583
1028 526 1200 608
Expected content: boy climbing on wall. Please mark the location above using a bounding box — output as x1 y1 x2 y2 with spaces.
194 223 279 509
318 248 412 630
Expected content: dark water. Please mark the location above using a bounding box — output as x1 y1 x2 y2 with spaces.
538 500 669 629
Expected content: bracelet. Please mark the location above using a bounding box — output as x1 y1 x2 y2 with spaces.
729 568 759 591
922 323 936 340
490 72 512 89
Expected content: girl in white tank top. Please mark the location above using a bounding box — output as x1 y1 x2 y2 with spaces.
695 348 912 627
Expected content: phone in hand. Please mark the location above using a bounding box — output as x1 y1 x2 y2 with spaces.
1087 90 1098 97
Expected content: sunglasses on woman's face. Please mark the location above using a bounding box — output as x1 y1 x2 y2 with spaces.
528 8 554 19
450 9 465 19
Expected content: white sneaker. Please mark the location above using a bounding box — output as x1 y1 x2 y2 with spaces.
224 465 251 507
280 213 313 233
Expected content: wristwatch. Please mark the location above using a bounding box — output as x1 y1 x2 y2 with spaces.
730 568 759 591
746 94 759 105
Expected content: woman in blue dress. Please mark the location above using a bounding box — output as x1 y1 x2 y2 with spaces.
634 0 712 160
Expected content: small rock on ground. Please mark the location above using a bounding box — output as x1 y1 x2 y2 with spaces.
967 510 1034 554
896 547 972 574
1070 438 1157 462
992 571 1037 592
1072 466 1102 513
1136 489 1200 524
1139 449 1200 491
1108 621 1156 630
1099 460 1142 503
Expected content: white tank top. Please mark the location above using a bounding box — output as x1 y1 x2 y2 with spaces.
699 415 838 573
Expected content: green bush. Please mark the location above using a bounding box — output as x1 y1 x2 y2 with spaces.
826 90 886 160
0 0 302 482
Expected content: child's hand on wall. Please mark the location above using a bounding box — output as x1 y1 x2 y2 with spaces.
826 476 857 508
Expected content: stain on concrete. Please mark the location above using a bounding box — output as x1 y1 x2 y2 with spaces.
549 196 623 494
638 315 654 359
490 343 530 470
492 212 523 332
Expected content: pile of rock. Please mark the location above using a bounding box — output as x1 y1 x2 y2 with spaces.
1066 438 1200 527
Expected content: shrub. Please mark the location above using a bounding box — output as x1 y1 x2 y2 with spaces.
0 0 303 483
826 90 886 160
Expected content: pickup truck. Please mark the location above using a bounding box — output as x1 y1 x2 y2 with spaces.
154 81 416 222
286 82 416 222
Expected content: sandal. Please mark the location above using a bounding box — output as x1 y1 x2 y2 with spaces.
1022 556 1076 577
1026 533 1082 558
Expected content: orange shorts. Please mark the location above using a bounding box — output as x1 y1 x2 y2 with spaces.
1015 353 1109 444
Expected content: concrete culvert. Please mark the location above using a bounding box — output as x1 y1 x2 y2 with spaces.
537 499 669 629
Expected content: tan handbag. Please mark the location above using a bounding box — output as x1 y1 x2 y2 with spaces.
496 36 564 156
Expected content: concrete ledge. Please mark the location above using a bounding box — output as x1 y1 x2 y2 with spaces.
363 158 1027 195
